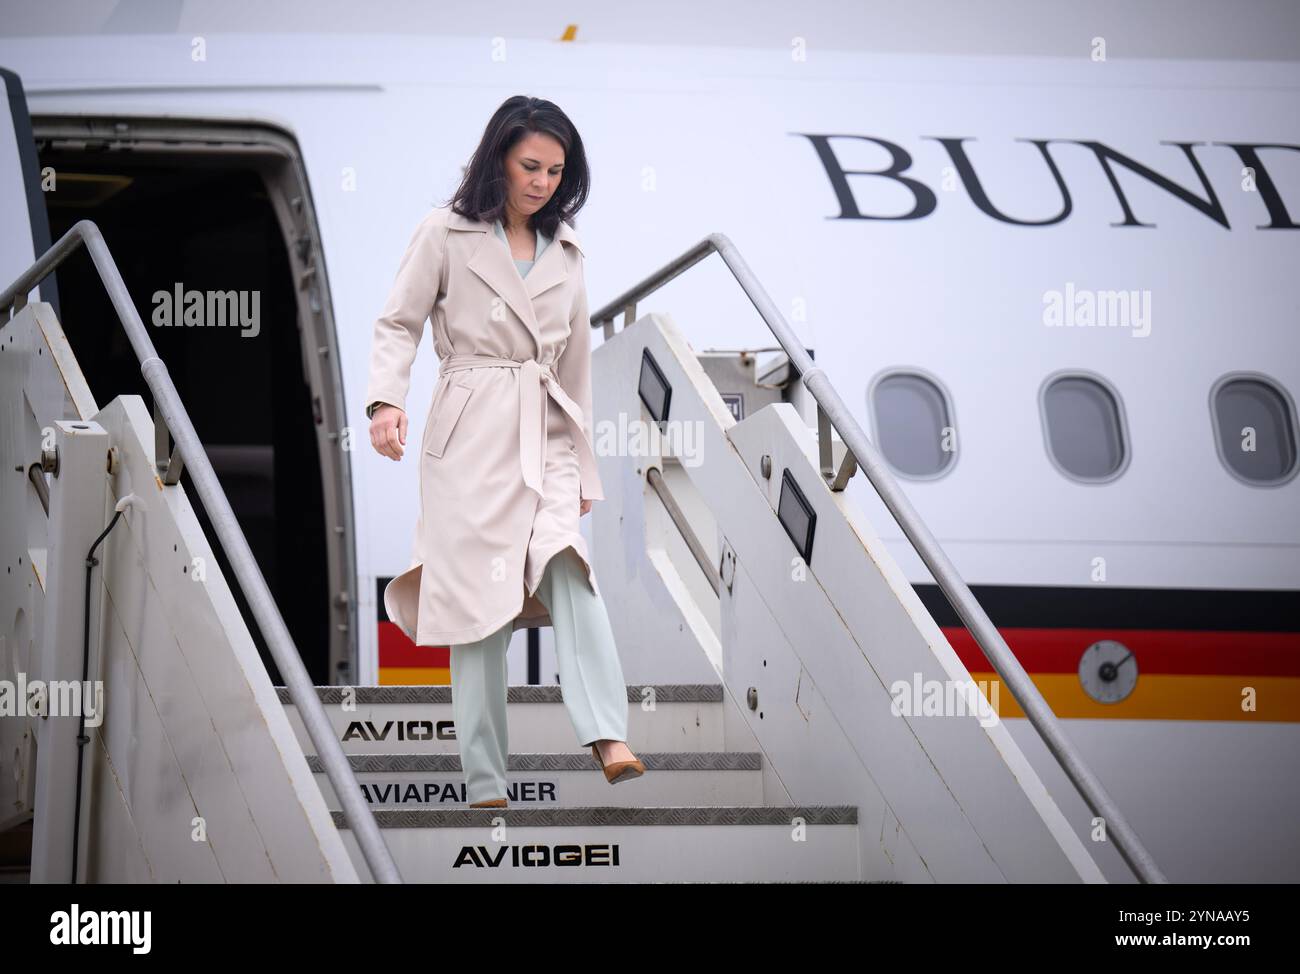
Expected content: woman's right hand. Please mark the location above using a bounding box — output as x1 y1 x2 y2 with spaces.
369 404 408 460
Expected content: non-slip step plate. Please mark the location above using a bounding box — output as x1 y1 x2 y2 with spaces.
275 685 724 705
277 684 729 754
331 806 860 883
306 751 764 808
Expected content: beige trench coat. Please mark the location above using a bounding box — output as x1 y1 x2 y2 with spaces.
364 205 605 647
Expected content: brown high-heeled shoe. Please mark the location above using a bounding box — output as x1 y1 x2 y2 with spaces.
591 743 645 784
469 797 508 808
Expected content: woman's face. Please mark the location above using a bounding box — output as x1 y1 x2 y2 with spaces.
503 131 565 228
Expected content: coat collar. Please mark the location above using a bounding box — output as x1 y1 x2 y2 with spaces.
447 209 584 361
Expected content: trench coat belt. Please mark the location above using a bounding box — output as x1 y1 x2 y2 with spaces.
436 353 597 501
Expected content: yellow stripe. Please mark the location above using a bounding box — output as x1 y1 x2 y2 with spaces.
372 668 1299 717
969 672 1300 721
379 666 450 686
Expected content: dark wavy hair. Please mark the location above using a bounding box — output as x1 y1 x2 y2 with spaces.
447 95 589 239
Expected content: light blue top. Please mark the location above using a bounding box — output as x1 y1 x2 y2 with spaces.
492 218 551 278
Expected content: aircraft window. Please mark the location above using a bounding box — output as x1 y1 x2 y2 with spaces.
868 370 957 479
1211 374 1299 485
1039 373 1129 482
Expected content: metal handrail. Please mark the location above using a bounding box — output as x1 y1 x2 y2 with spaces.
1 220 402 884
592 234 1167 884
646 467 722 597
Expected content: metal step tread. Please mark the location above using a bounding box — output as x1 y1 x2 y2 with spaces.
276 684 724 705
332 805 858 828
306 751 762 772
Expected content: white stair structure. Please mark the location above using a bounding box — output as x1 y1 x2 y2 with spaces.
1 222 398 883
279 686 861 883
1 221 1166 883
1 300 359 883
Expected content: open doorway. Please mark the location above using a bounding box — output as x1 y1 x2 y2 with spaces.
32 116 356 685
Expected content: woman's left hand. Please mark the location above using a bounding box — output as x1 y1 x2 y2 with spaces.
580 498 592 517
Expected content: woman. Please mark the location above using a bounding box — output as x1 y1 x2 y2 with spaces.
364 96 644 808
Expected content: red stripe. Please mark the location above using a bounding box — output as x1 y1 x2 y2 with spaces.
943 627 1300 676
378 621 450 667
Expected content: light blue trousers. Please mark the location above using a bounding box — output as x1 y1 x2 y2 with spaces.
450 545 629 805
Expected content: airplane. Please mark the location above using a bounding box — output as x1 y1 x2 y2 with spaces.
0 3 1295 884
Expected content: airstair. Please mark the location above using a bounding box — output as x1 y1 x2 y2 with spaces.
0 221 1166 884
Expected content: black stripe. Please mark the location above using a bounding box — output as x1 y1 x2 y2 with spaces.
375 574 1299 632
913 583 1300 632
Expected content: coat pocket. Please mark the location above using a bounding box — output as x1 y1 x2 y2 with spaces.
424 381 473 458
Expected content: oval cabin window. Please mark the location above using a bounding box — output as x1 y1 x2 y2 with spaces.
870 372 956 478
1040 374 1129 482
1211 376 1299 485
